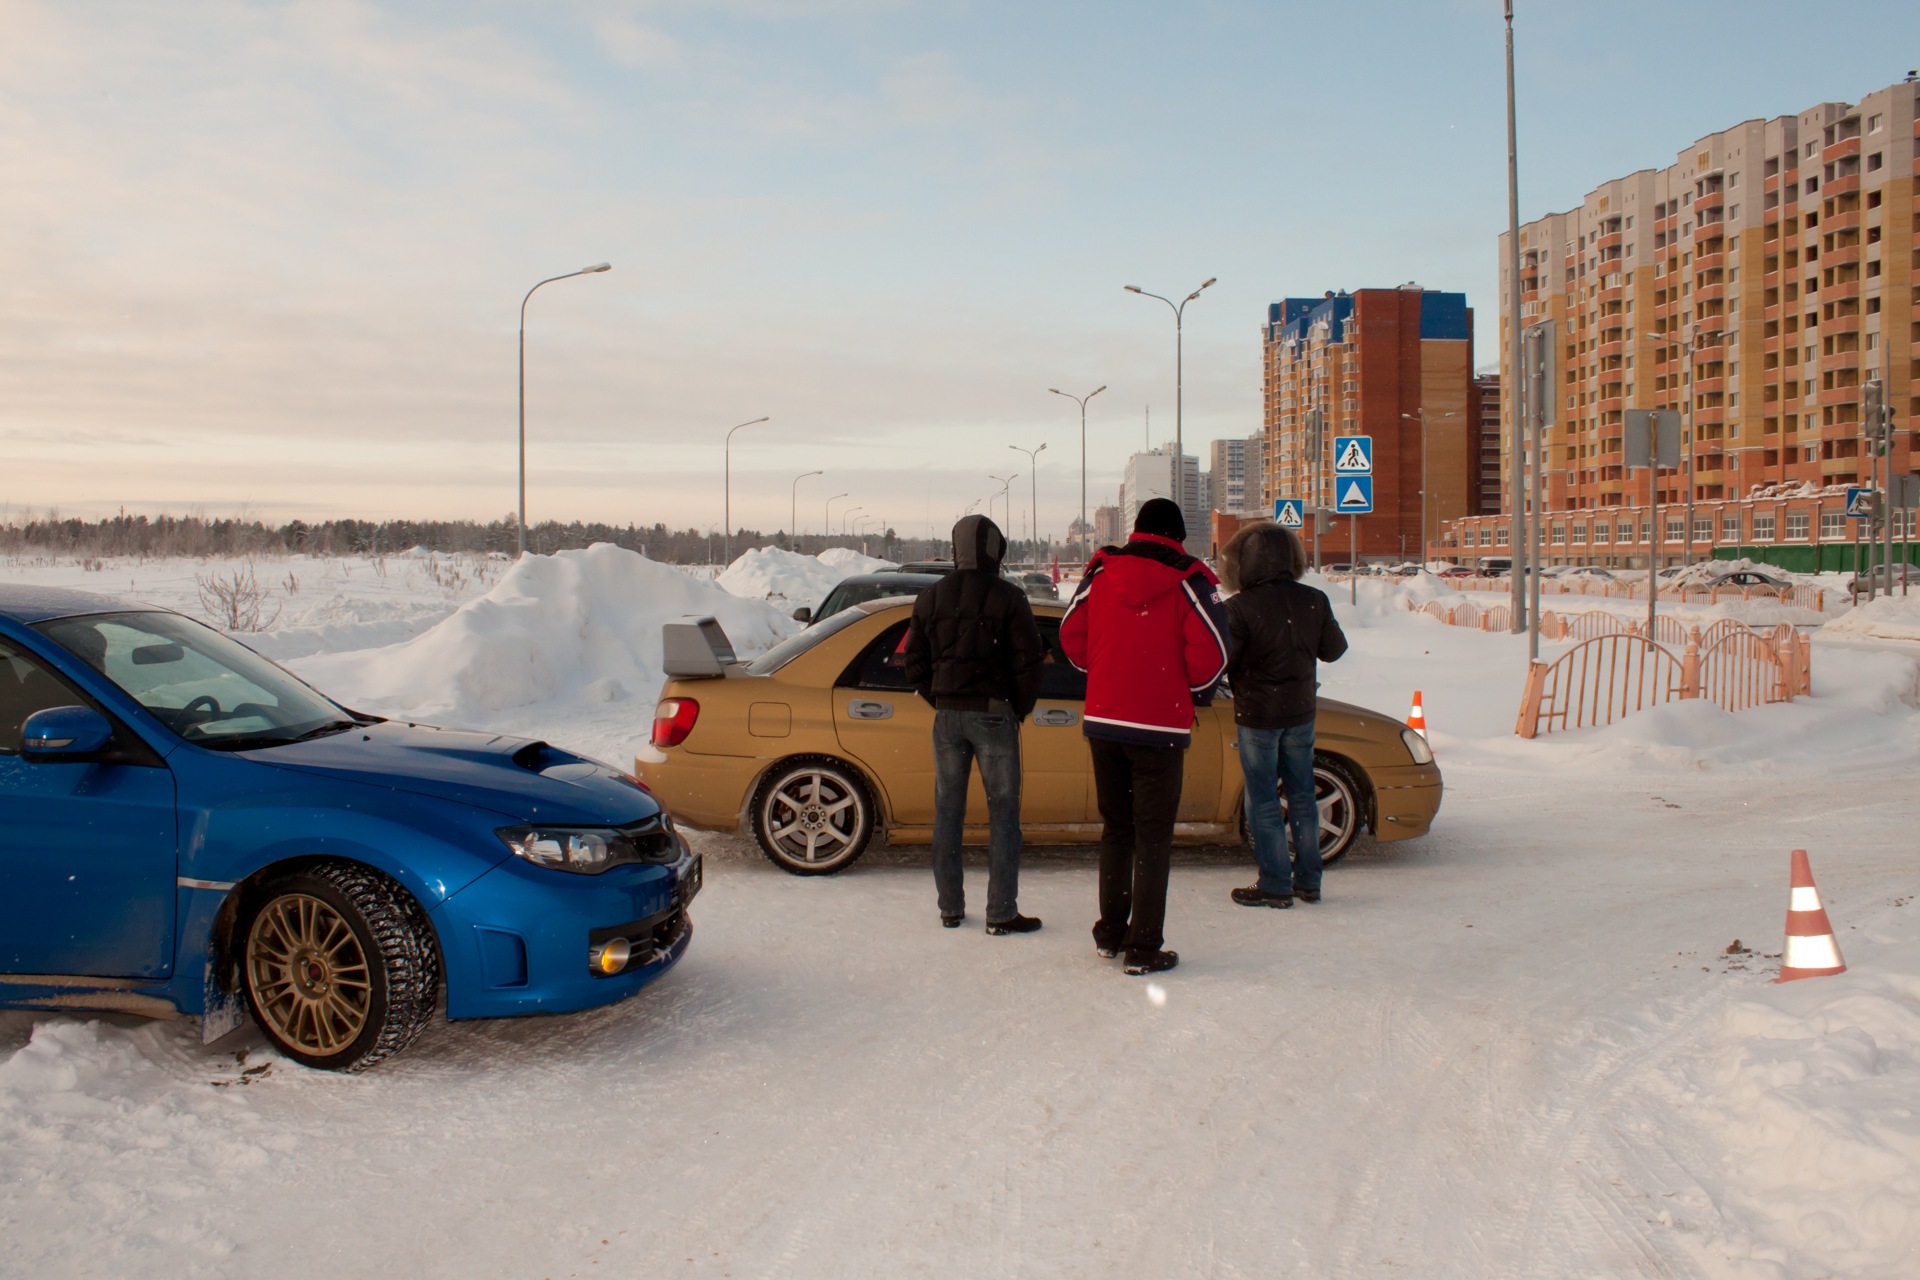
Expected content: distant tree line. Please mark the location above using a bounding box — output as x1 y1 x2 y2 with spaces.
0 511 1065 566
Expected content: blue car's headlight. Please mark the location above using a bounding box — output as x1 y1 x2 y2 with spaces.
497 817 682 875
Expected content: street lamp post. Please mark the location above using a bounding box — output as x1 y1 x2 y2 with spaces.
723 416 771 564
987 474 1016 532
791 470 823 549
1644 324 1712 570
825 493 849 539
1504 0 1525 633
841 507 864 537
1049 385 1106 567
1402 409 1457 569
1008 442 1048 562
518 262 611 557
1125 279 1215 535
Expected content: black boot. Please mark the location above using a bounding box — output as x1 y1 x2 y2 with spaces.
1231 885 1294 909
1123 948 1179 975
985 914 1042 935
941 913 965 928
1292 885 1322 904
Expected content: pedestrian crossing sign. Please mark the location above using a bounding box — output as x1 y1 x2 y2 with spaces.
1333 435 1373 475
1335 476 1374 514
1275 498 1304 528
1845 487 1875 519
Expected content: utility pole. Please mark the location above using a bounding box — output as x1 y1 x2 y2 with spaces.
1504 0 1525 633
1524 321 1553 660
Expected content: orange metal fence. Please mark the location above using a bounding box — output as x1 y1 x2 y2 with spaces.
1440 575 1828 612
1515 622 1808 737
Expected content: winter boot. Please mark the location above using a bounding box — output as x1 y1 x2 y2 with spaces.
985 914 1042 935
1291 885 1322 904
941 913 965 929
1123 948 1179 975
1231 885 1295 909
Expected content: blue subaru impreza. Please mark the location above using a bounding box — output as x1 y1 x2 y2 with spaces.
0 586 700 1071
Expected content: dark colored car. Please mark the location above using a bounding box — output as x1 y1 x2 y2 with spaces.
0 586 701 1071
1012 571 1058 601
895 561 957 575
795 572 944 624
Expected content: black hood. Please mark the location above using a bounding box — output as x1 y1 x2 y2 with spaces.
951 514 1006 572
1221 522 1304 591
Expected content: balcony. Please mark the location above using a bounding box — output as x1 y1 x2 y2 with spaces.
1826 173 1861 199
1826 208 1862 234
1821 136 1861 163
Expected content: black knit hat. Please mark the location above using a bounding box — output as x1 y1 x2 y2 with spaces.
1133 497 1186 542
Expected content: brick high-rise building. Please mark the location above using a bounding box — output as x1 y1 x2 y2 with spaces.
1207 433 1268 514
1469 374 1503 514
1480 76 1918 568
1262 286 1476 560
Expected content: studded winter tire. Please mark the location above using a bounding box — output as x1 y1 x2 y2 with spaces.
750 756 876 876
240 862 440 1072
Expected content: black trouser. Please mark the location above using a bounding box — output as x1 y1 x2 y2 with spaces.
1088 737 1185 953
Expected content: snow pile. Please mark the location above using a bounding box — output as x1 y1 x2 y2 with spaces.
294 544 796 731
1822 594 1920 644
816 547 898 575
1663 923 1920 1276
715 546 847 610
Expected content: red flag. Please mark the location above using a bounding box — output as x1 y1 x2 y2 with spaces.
1050 557 1060 586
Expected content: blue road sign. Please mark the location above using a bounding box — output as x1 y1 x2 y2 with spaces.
1275 498 1304 528
1335 476 1374 514
1333 435 1373 475
1845 487 1875 519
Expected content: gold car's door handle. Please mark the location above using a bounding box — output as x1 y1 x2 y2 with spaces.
1032 708 1077 727
847 700 894 721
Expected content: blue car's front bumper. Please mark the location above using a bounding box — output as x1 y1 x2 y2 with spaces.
432 850 701 1020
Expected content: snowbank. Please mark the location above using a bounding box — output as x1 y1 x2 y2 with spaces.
715 546 845 610
294 544 796 730
1660 918 1920 1277
816 547 898 575
1822 594 1920 644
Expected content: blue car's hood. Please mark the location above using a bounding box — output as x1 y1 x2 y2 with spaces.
248 721 659 827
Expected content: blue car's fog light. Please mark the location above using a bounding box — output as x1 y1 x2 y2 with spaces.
590 936 632 975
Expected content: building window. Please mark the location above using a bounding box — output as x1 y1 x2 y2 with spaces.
1572 524 1588 544
1785 512 1810 541
1495 527 1510 546
1692 517 1712 542
1820 511 1844 539
1753 514 1776 541
1665 517 1684 542
1721 514 1741 541
1551 524 1566 544
1640 521 1653 543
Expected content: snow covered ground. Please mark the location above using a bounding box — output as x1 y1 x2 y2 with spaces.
3 548 1919 1278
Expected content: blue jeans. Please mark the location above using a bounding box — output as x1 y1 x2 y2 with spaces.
932 709 1023 922
1238 723 1321 897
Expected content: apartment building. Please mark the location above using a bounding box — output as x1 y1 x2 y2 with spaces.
1207 433 1268 514
1092 504 1124 547
1121 443 1206 550
1262 286 1476 559
1470 374 1503 514
1469 76 1919 568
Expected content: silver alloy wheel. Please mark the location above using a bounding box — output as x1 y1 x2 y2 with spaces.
754 760 873 875
1278 760 1361 863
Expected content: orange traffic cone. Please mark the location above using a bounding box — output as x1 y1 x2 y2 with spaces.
1774 848 1847 982
1407 691 1428 740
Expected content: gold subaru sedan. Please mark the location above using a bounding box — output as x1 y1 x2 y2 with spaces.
635 599 1441 876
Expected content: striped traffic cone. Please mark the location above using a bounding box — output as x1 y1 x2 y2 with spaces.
1407 691 1428 740
1774 849 1847 983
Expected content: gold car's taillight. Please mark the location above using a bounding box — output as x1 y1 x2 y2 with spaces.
652 698 700 748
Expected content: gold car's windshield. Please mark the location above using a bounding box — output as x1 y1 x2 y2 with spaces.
744 607 871 675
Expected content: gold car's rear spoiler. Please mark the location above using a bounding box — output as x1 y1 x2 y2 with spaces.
662 615 739 679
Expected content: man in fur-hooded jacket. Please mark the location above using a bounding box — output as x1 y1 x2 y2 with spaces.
1060 498 1230 975
1217 520 1347 909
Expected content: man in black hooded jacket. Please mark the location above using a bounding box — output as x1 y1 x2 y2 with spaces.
903 514 1045 933
1219 521 1347 908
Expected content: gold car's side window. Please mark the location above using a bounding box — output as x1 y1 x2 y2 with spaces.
841 622 915 692
1035 619 1086 701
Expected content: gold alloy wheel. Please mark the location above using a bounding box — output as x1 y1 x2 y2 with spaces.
246 893 374 1057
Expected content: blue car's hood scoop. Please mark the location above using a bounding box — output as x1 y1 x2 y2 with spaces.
253 721 659 826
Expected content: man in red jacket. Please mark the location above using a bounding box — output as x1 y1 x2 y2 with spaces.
1060 498 1230 975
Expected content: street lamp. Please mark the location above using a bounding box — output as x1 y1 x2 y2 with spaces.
723 416 771 564
518 262 611 557
1050 385 1106 567
825 493 849 537
987 474 1016 531
1401 409 1457 568
1008 442 1047 559
841 506 864 536
1644 323 1716 569
1125 278 1216 532
791 470 823 549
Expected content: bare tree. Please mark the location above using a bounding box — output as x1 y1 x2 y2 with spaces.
196 561 281 632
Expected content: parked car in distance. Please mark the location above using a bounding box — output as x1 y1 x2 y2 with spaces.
1847 562 1920 594
1011 570 1058 601
1562 566 1617 582
1437 566 1477 579
0 586 701 1072
637 600 1442 876
895 561 957 575
793 572 944 625
1480 558 1513 577
1703 569 1794 597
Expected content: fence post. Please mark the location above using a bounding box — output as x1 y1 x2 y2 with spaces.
1680 627 1702 699
1774 634 1796 703
1798 633 1812 695
1515 660 1549 738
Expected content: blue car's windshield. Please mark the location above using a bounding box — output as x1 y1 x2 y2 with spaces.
37 611 354 751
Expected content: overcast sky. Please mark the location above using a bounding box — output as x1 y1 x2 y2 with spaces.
3 0 1913 540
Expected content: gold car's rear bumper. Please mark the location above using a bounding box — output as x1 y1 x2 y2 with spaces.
634 749 766 833
1366 762 1443 841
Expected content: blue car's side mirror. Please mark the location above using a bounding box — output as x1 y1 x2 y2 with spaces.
21 706 115 760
